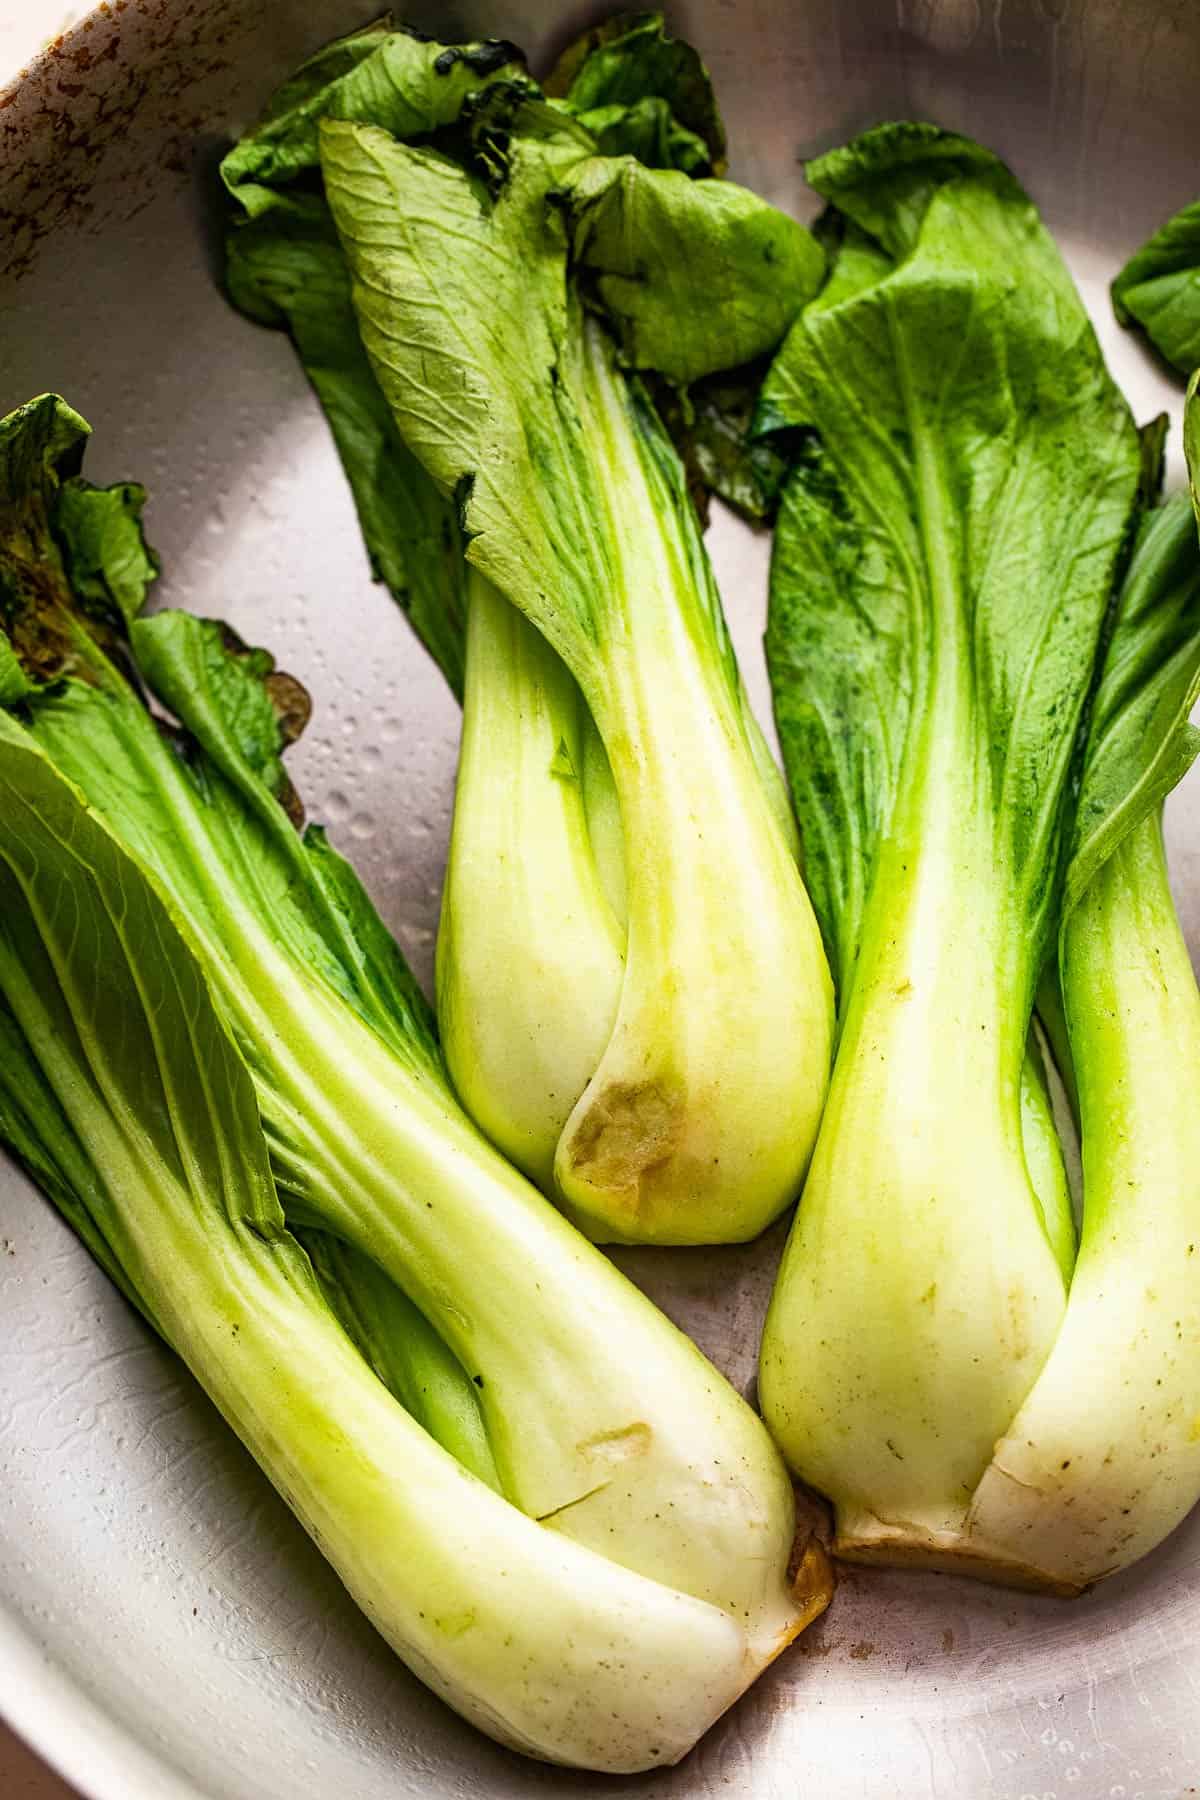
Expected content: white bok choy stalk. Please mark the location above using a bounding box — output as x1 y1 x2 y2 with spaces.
0 393 830 1763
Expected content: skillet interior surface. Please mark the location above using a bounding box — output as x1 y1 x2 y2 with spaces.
1 2 1199 1795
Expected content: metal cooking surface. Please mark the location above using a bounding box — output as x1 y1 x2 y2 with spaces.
2 3 1200 1796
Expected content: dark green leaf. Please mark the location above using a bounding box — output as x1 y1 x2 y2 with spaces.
225 155 468 697
0 396 439 1078
567 156 825 383
0 715 286 1267
1065 496 1200 912
298 1227 499 1489
220 23 536 693
568 97 710 175
1112 198 1200 377
220 21 527 208
0 395 106 689
55 480 159 629
130 610 308 817
0 982 156 1326
320 121 612 672
1138 412 1169 510
1187 369 1200 519
297 821 440 1062
764 123 1141 993
544 12 725 173
684 363 791 521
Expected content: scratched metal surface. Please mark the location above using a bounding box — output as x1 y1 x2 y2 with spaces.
1 2 1200 1796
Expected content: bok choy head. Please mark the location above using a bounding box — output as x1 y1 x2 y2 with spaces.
223 17 833 1245
756 123 1142 1578
0 715 818 1770
0 393 830 1761
312 62 833 1246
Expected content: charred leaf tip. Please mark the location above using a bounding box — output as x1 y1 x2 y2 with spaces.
215 618 259 660
433 40 525 79
264 669 314 746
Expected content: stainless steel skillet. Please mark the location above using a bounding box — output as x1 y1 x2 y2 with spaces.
1 2 1198 1794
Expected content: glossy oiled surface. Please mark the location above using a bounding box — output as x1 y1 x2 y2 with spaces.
2 2 1200 1796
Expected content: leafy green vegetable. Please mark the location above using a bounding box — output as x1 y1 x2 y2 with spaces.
220 21 513 695
1188 369 1200 512
1064 497 1200 912
544 11 726 174
0 721 805 1770
316 87 832 1245
963 490 1200 1589
0 392 829 1758
566 154 824 383
221 16 791 689
222 20 823 1233
1113 198 1200 376
675 362 793 522
227 191 468 694
756 123 1142 1574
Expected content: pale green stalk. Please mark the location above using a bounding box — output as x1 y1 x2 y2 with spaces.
761 698 1069 1541
965 814 1200 1589
437 575 623 1192
0 736 782 1770
543 323 833 1241
948 479 1200 1589
0 394 826 1706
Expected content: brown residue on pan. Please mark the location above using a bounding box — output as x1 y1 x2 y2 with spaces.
0 0 247 282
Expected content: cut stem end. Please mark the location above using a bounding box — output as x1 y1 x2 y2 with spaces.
832 1519 1087 1598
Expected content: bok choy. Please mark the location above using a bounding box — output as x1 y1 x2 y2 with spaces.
0 737 778 1768
222 18 834 1244
959 488 1200 1589
0 391 830 1764
756 124 1145 1587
